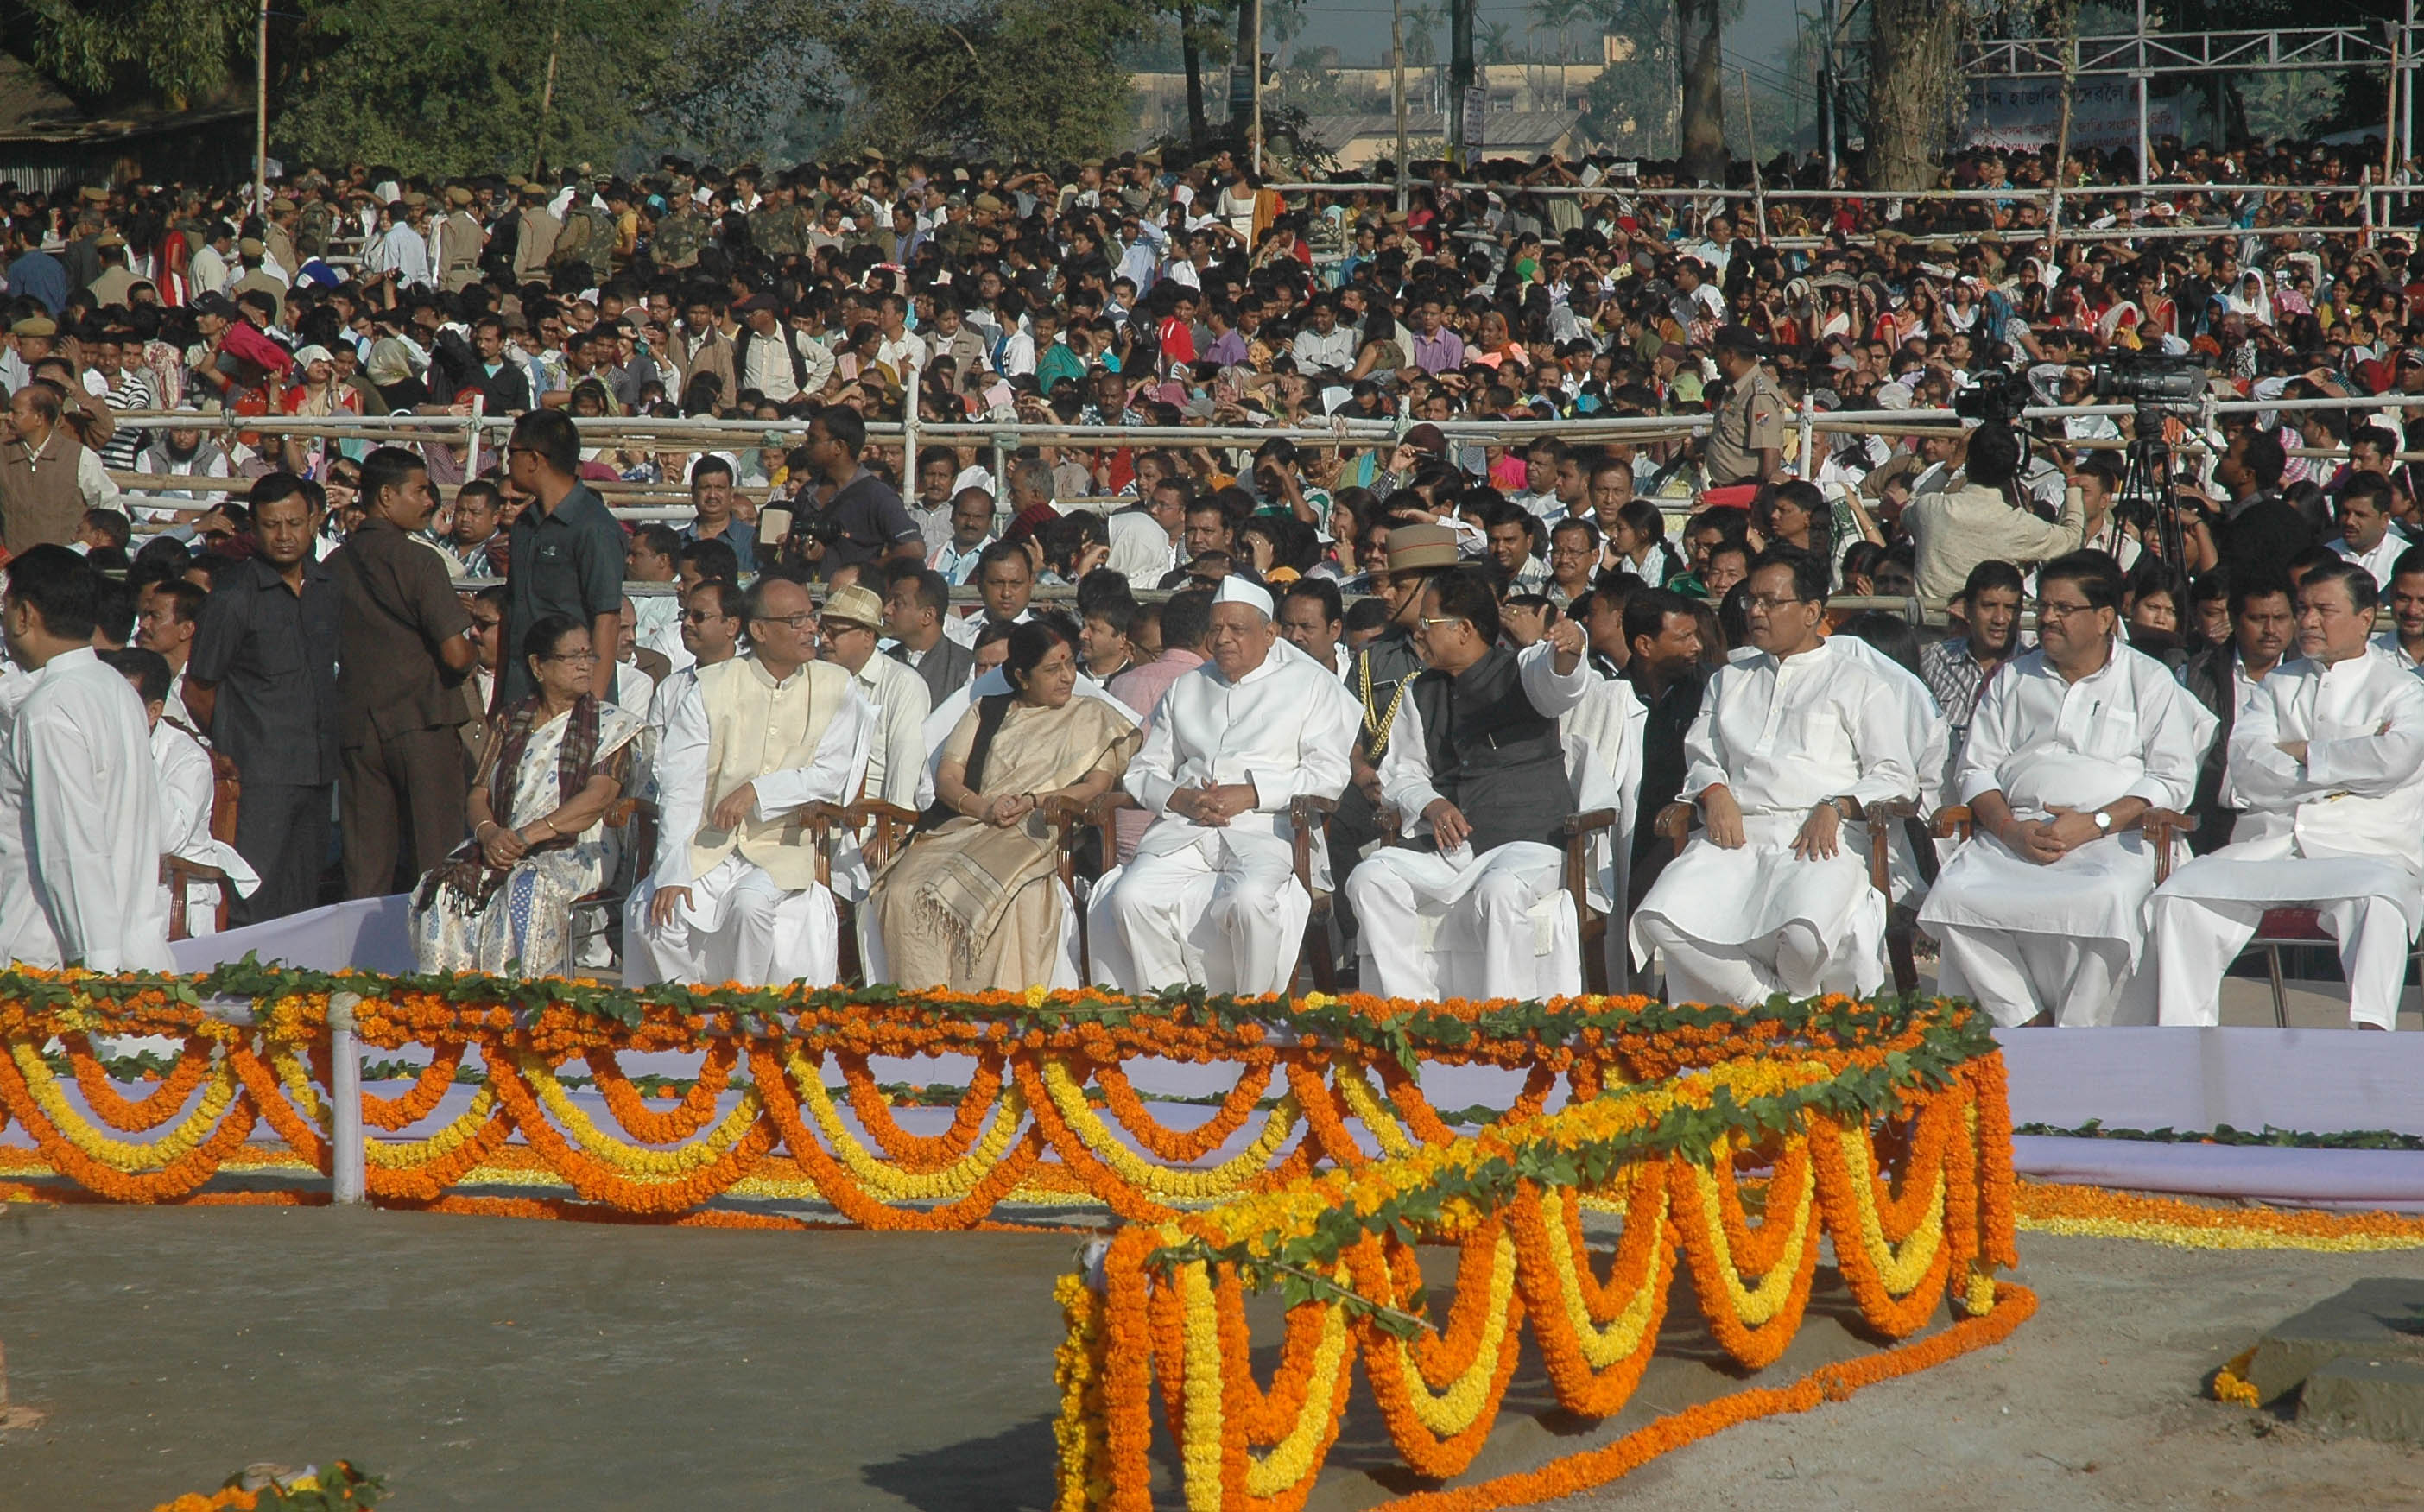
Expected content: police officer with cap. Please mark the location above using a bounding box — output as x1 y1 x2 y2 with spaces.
1701 326 1786 487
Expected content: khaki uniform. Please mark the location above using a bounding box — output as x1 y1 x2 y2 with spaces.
438 210 484 292
1703 370 1788 486
653 207 706 269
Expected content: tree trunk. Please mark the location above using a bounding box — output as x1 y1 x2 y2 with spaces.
1866 0 1961 192
1675 0 1726 185
1180 1 1207 145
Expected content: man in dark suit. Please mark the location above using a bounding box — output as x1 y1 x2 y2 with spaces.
882 563 973 707
2177 571 2295 854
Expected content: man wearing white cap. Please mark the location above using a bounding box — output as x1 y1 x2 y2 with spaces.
816 581 932 901
1091 577 1360 995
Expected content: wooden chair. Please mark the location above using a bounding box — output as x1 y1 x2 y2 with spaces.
1930 801 2199 1008
564 796 655 973
1288 794 1341 991
1653 795 1922 994
164 743 242 941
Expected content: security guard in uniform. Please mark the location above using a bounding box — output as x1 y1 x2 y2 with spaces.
437 186 486 293
1334 523 1460 933
1700 325 1787 487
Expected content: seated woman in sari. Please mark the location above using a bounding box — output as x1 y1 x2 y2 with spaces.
413 615 646 975
870 622 1138 990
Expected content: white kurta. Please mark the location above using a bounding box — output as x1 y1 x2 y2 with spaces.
153 718 259 936
623 664 872 988
1090 638 1361 995
1831 633 1952 904
1920 643 2215 1028
1349 642 1593 1001
831 651 934 902
1627 638 1919 1004
0 648 172 971
2153 647 2424 1028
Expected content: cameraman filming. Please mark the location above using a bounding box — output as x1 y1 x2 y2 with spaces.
777 404 926 583
1906 420 2086 602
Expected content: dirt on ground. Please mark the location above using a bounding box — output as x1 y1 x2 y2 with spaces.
1 1204 2420 1509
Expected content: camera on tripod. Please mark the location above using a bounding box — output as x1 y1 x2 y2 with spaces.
2086 353 2203 410
1952 370 2031 427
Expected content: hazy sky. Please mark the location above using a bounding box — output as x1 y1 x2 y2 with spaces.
1282 0 1808 79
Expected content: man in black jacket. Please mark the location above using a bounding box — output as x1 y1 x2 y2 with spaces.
2178 571 2295 853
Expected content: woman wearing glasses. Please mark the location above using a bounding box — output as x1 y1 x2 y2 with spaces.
411 614 644 972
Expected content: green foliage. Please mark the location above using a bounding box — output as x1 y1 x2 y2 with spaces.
273 0 684 177
812 0 1153 161
2015 1120 2424 1152
17 0 255 108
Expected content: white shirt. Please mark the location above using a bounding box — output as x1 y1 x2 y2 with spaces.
1958 643 2212 819
1104 509 1176 585
740 326 836 405
1123 637 1361 859
2223 647 2424 870
647 659 873 891
1684 638 1918 818
153 718 260 896
2370 628 2424 676
0 648 171 971
2332 530 2409 590
842 650 934 810
1378 642 1593 839
1290 325 1358 374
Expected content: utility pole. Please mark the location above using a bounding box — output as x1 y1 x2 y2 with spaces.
1448 0 1476 169
534 1 565 180
1394 0 1410 212
252 0 269 216
1819 0 1839 181
1250 0 1264 172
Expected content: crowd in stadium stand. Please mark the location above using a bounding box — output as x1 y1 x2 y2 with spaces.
1 136 2422 1028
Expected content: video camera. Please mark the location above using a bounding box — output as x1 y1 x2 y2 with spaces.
2087 353 2203 410
1952 370 2031 427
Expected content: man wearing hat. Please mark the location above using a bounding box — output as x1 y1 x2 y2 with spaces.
1089 577 1361 996
510 184 560 287
1701 326 1786 487
1345 564 1599 1000
1335 522 1459 876
436 187 486 294
85 229 139 308
815 580 932 903
231 237 288 324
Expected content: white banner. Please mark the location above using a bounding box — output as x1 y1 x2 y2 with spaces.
1965 77 2180 152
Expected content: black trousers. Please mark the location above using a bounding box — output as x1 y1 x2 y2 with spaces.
234 781 333 925
340 729 470 900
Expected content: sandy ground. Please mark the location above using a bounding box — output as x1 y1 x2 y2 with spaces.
2 1202 2420 1509
1541 1235 2424 1511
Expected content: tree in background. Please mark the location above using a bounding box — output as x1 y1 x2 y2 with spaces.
277 0 684 176
15 0 254 109
813 0 1149 161
1866 0 1962 188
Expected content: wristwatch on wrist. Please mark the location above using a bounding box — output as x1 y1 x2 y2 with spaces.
2092 808 2114 833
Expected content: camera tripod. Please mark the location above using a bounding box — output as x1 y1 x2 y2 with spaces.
2106 403 2196 573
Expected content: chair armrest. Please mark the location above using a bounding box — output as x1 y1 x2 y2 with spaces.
162 857 230 885
1931 804 1974 840
1289 794 1336 895
1562 807 1619 839
1862 797 1919 822
604 795 657 828
2139 807 2196 886
1655 800 1695 856
848 800 923 828
1861 798 1915 898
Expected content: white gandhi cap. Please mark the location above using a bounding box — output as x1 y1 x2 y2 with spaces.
1213 576 1275 619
